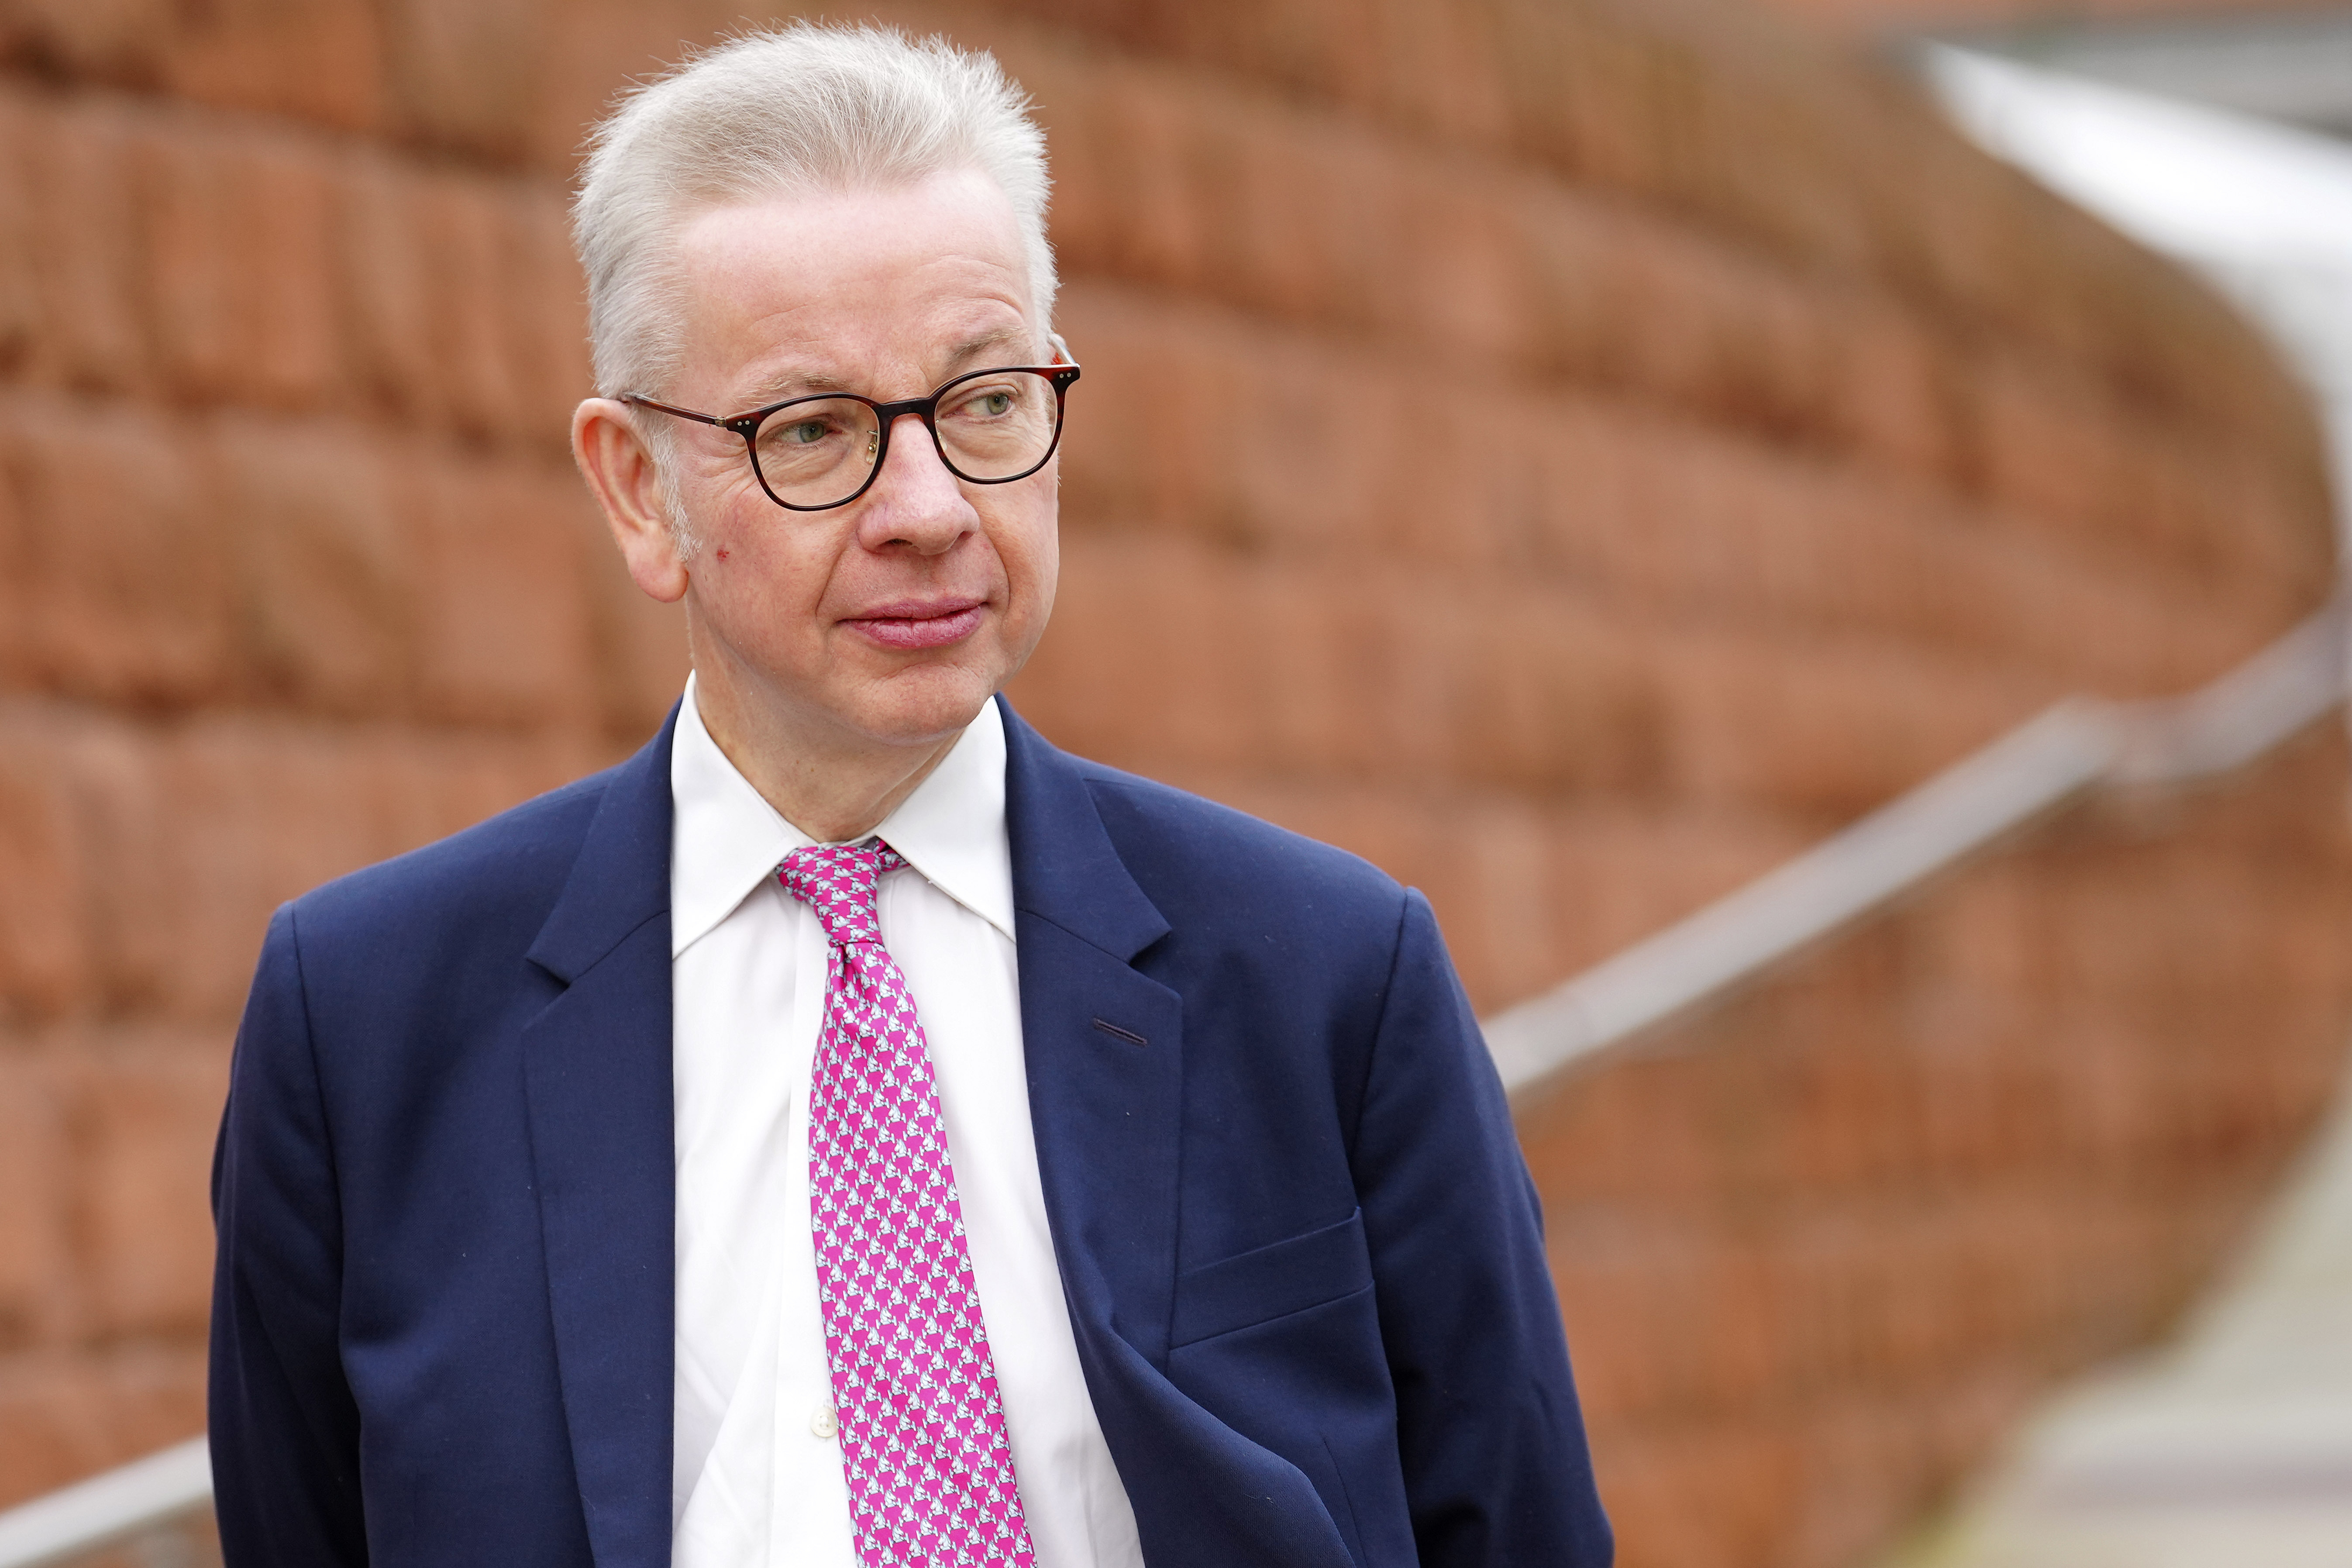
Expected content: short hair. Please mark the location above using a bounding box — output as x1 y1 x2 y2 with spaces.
573 22 1057 401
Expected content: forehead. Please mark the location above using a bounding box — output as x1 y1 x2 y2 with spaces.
667 168 1036 401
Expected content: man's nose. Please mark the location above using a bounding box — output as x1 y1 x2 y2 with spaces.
856 410 973 555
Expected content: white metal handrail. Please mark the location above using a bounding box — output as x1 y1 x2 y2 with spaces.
0 597 2342 1565
1488 598 2350 1105
0 1439 210 1568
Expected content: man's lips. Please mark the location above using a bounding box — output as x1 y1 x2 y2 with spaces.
842 597 988 650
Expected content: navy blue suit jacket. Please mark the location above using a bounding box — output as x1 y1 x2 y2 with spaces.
210 700 1612 1566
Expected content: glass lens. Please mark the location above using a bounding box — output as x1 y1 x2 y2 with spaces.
934 370 1060 482
752 397 884 508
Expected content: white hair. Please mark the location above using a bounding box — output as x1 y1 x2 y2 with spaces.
573 22 1057 403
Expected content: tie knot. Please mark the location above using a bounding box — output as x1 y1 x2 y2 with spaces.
778 840 906 947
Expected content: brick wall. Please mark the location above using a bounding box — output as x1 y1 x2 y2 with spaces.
0 1 2344 1565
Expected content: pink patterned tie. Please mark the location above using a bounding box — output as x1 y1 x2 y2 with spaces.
779 841 1038 1568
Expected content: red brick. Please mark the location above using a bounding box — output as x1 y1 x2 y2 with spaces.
70 1032 229 1341
1022 0 2317 476
1024 48 1214 305
51 718 184 1019
1329 571 1478 787
413 176 531 443
1461 589 1664 796
408 448 599 731
1396 800 1551 1013
1 391 233 704
1822 292 1955 481
217 413 420 716
1052 280 2273 713
1653 626 2047 817
0 1050 76 1349
336 161 562 446
1006 530 1219 773
334 152 442 424
0 1347 204 1509
377 724 609 846
1026 536 1683 800
380 0 548 163
504 193 595 435
61 710 595 1020
0 425 23 689
0 1353 125 1509
1539 803 1808 970
1964 348 2328 617
139 127 344 410
0 0 176 86
1033 42 1877 458
159 0 387 134
0 96 40 379
577 517 690 745
0 710 94 1020
4 2 382 154
18 97 152 394
1601 1416 1804 1568
520 0 805 176
1240 568 1386 783
1553 1229 1781 1423
1050 286 1284 546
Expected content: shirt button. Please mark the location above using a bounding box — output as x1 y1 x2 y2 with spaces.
811 1405 839 1440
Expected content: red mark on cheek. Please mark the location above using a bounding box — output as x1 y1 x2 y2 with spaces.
715 549 730 562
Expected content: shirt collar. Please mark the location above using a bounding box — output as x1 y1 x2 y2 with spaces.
668 675 1016 957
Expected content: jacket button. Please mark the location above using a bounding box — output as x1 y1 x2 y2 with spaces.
811 1405 839 1440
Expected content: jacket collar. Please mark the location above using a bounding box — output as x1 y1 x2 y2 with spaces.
669 675 1018 953
1000 696 1169 962
520 705 680 1568
537 691 1152 972
526 703 680 984
999 698 1186 1372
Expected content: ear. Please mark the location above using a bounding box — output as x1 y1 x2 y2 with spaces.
1047 330 1076 366
573 397 689 604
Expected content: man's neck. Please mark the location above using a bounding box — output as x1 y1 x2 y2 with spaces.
689 672 969 845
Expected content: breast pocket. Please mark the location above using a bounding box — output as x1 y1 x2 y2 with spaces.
1170 1208 1373 1348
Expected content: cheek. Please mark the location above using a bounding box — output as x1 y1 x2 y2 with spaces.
1023 527 1059 602
992 496 1058 594
691 504 839 632
992 510 1058 658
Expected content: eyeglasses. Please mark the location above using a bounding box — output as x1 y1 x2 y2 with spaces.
621 363 1081 513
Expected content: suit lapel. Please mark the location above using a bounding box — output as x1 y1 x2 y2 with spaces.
1000 700 1187 1370
520 706 680 1568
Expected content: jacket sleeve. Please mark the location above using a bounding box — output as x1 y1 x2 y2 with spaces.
210 902 368 1565
1352 890 1614 1566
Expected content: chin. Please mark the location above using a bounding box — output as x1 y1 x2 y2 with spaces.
842 662 1001 747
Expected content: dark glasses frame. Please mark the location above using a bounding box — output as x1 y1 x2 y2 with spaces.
621 362 1081 513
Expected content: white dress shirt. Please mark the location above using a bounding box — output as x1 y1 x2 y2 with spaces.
667 677 1144 1568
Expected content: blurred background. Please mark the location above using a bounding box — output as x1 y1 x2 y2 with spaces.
0 0 2349 1565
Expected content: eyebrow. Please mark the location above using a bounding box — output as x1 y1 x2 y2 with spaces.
939 324 1037 369
734 324 1040 410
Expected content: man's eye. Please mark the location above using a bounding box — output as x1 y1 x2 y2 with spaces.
780 420 830 445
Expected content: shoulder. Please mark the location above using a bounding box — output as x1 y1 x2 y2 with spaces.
1067 754 1410 958
283 763 618 960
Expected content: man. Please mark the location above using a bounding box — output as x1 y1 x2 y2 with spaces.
209 24 1611 1568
